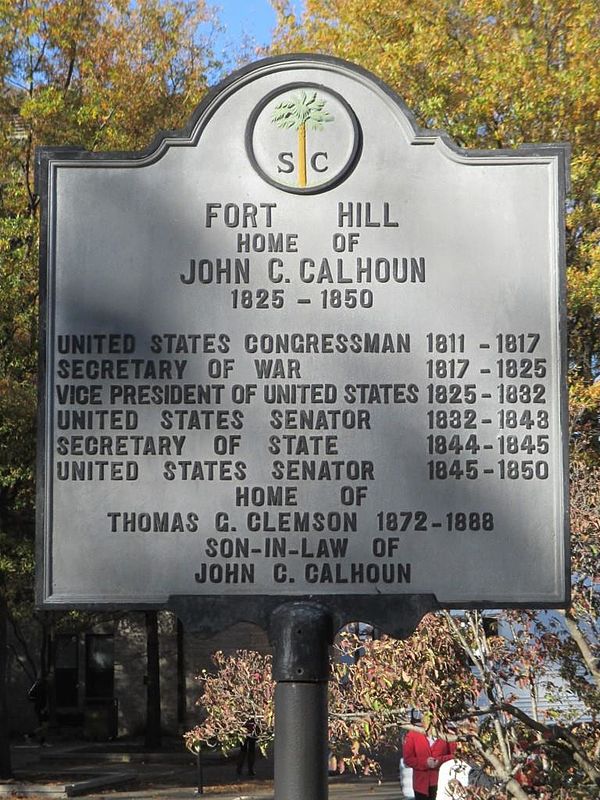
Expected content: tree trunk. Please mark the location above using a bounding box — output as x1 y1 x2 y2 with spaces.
176 619 186 728
0 593 12 779
297 123 307 187
144 611 161 748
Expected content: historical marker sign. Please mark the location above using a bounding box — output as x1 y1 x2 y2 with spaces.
37 55 569 614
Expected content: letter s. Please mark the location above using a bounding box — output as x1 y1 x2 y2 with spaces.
277 152 294 174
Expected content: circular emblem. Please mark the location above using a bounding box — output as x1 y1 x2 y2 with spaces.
247 83 361 194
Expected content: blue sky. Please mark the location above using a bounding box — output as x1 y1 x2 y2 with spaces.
212 0 303 55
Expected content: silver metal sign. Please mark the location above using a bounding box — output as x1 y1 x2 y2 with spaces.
37 55 569 613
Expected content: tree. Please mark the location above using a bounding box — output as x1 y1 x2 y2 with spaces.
0 0 217 775
271 89 333 187
184 617 478 774
184 650 275 758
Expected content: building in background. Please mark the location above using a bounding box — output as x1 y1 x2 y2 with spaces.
7 613 270 740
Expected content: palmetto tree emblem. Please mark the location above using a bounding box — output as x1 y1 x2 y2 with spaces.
271 91 334 188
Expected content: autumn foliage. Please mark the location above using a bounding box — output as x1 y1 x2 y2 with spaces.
185 618 478 772
184 650 275 757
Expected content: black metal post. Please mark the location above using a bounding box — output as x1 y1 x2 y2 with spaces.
270 602 333 800
196 748 203 795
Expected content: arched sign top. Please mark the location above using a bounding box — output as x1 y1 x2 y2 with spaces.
37 54 570 177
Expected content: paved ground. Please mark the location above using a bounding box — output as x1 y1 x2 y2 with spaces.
81 782 405 800
5 739 407 799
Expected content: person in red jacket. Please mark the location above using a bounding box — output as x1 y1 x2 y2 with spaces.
402 712 457 800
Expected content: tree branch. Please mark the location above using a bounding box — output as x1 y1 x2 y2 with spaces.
472 701 600 786
473 740 530 800
559 609 600 689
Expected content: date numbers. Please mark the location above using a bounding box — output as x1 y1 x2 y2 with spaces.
375 510 494 532
231 288 284 308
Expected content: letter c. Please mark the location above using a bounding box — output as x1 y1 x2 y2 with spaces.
273 563 287 583
311 152 328 173
215 513 229 532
